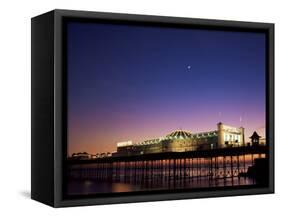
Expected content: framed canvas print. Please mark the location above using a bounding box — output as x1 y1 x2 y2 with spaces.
31 9 274 207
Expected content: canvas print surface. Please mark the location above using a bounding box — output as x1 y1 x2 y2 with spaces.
65 20 268 197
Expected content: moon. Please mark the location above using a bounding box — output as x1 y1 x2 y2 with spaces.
187 65 191 70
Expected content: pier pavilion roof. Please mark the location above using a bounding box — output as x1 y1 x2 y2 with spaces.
166 130 192 139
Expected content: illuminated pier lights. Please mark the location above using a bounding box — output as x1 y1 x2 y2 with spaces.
113 122 245 157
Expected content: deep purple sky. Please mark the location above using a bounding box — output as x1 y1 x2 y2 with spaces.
67 21 266 155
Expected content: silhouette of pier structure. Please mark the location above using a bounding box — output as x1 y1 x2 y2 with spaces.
67 146 268 188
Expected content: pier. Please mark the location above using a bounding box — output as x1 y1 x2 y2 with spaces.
67 146 268 189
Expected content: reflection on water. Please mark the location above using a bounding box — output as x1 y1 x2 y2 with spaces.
68 180 136 195
67 176 255 195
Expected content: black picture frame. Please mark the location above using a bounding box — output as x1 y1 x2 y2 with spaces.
31 9 274 207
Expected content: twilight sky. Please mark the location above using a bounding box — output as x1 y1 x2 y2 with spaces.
67 21 266 156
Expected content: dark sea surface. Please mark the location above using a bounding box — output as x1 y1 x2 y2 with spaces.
67 169 256 195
